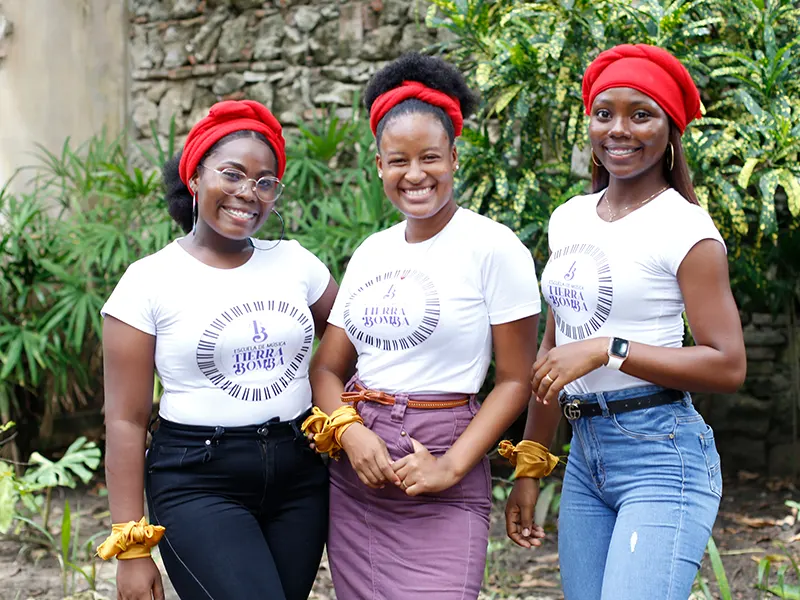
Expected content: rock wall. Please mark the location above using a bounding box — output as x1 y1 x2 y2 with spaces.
696 313 800 476
129 0 441 146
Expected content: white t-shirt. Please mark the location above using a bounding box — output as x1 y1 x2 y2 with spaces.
541 188 725 394
101 239 330 427
329 207 541 394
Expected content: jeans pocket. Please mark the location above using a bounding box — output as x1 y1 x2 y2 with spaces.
147 443 213 472
699 425 723 498
610 403 677 440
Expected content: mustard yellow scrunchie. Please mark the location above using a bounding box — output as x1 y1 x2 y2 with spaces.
96 517 166 560
301 405 363 460
498 440 559 479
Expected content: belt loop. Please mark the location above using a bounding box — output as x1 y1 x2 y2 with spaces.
391 393 408 422
291 418 303 440
597 392 611 418
209 426 225 445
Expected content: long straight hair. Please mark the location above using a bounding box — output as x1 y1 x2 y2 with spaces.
591 122 699 205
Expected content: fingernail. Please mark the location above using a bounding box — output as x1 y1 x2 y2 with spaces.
522 528 530 537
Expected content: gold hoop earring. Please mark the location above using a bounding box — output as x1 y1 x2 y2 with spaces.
591 152 601 167
668 142 675 171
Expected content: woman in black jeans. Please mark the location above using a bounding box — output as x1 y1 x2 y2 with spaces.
99 100 337 600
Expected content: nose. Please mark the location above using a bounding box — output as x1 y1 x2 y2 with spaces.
404 160 426 184
236 179 258 202
608 115 631 138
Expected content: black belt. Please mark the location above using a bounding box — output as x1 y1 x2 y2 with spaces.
560 389 684 421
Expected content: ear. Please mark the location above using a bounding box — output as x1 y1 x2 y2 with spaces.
375 153 384 180
189 172 200 195
451 145 458 169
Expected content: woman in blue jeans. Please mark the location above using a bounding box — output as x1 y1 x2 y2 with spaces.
503 45 746 599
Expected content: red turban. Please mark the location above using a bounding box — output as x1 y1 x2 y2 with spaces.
369 81 463 137
582 44 701 133
179 100 286 186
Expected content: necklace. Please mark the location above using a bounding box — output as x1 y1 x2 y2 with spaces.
603 185 670 222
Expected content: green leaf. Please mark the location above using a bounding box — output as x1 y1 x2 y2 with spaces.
777 169 800 216
61 499 71 560
0 461 18 534
758 170 781 237
493 84 524 115
23 437 100 489
738 157 760 189
707 537 732 600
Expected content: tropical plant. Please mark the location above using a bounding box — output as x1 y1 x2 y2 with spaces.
0 128 179 452
0 437 102 595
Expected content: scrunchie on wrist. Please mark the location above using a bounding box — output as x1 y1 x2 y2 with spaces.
498 440 559 480
301 405 363 460
96 517 165 560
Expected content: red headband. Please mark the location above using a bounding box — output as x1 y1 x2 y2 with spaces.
179 100 286 186
369 81 463 137
582 44 701 133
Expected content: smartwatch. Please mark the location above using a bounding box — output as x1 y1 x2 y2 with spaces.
606 337 630 370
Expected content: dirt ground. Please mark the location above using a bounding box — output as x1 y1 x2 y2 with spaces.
1 475 797 600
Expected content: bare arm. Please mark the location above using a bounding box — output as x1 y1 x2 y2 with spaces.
443 315 539 479
532 239 747 404
309 324 356 414
523 311 562 447
103 316 156 524
310 276 338 340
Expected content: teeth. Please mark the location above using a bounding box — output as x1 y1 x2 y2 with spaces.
607 148 638 156
403 187 434 197
222 207 256 220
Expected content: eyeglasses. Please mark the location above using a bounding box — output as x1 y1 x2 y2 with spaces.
202 166 284 204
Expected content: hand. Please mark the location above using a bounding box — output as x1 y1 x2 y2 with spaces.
339 423 401 489
505 477 546 549
116 556 165 600
531 338 608 404
391 438 460 496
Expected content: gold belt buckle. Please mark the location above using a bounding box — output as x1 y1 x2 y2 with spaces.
563 399 581 421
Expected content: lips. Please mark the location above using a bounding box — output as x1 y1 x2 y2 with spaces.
221 206 258 221
604 146 641 157
399 185 435 201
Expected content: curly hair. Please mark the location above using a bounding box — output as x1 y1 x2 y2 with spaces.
364 53 478 148
163 130 271 233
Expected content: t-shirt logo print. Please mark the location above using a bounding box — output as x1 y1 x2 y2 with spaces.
545 244 613 340
343 269 440 351
196 300 313 401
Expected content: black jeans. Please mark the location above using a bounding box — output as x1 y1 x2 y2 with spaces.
145 412 328 600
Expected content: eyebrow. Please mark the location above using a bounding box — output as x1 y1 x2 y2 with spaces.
385 147 444 157
217 160 276 177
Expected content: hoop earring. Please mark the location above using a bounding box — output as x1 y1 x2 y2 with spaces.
591 152 601 167
668 142 675 171
260 208 285 251
192 193 198 234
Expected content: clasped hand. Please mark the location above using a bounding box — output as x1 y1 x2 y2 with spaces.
339 424 459 495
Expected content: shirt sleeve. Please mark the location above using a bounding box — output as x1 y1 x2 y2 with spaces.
100 260 157 336
662 206 726 276
482 226 542 325
294 242 332 305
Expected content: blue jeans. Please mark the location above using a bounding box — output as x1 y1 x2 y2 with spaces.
558 385 722 600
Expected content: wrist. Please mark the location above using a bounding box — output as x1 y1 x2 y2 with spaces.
439 452 466 483
596 337 611 367
339 421 365 447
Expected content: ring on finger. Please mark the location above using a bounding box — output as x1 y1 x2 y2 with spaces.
400 481 408 490
543 373 555 385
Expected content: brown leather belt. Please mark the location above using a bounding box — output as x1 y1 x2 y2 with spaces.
341 383 470 410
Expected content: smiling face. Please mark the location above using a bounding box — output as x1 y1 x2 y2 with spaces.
376 112 458 221
589 87 670 181
189 135 278 240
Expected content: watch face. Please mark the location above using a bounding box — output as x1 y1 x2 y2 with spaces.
610 337 629 358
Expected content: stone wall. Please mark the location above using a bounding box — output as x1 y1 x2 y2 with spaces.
129 0 441 148
696 313 800 476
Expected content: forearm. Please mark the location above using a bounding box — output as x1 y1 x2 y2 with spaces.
105 419 148 523
622 340 746 393
309 367 347 415
444 380 530 479
521 395 562 447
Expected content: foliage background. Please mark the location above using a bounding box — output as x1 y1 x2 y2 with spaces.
1 0 799 453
